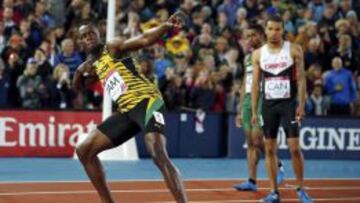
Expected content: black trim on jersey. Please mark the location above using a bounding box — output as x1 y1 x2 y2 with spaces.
120 57 147 82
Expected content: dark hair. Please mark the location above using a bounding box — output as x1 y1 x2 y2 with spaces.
79 24 99 32
248 23 265 35
265 15 284 27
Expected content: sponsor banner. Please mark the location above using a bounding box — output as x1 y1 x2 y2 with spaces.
228 115 360 159
0 110 101 157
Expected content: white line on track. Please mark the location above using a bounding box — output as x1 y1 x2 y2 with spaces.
0 178 360 184
0 186 360 196
152 197 360 203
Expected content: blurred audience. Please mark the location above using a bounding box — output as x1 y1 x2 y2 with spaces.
0 0 358 117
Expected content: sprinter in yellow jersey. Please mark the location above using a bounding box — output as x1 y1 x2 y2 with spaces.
73 11 188 203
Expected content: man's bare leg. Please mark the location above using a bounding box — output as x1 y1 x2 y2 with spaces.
264 138 278 191
144 132 188 203
76 129 115 203
287 137 304 188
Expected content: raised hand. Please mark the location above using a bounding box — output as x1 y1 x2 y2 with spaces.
167 10 188 29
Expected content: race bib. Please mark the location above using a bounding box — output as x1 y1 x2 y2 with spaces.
104 71 128 101
245 73 253 93
153 111 165 125
264 76 290 100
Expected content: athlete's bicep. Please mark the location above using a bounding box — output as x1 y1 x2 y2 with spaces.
121 35 148 52
107 37 141 56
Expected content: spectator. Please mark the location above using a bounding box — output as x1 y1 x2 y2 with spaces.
295 21 319 50
304 37 325 69
324 57 357 116
318 4 338 45
2 6 18 39
34 48 53 82
0 20 6 53
153 44 172 89
214 37 229 65
226 81 241 113
354 76 360 116
73 2 96 27
5 51 22 107
48 63 74 109
2 33 31 62
0 0 357 113
217 0 240 27
190 69 215 110
329 34 359 75
191 23 213 53
283 10 296 37
163 75 186 111
139 58 156 83
32 0 55 29
47 0 66 27
242 0 260 20
54 38 83 77
234 7 248 31
172 53 189 75
0 0 23 26
306 82 330 116
16 57 45 109
211 66 227 112
189 11 205 35
308 0 325 22
192 28 214 60
307 63 323 93
123 12 141 38
337 0 352 19
18 19 37 49
200 5 214 25
224 48 242 82
346 10 360 38
0 59 10 107
214 12 229 36
64 0 86 31
334 19 352 40
183 67 195 106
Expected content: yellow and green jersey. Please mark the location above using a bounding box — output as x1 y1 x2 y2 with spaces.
94 46 162 113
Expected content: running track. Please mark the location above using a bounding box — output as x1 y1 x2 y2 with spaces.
0 159 359 202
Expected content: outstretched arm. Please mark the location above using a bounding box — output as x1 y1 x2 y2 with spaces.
107 11 186 55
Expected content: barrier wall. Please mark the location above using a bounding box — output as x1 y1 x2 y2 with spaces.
1 110 359 159
0 110 101 157
228 115 360 160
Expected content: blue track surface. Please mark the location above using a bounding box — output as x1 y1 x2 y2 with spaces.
0 158 359 182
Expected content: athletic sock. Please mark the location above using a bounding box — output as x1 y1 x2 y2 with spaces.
248 178 256 185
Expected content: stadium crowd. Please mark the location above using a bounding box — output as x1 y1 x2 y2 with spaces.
0 0 359 116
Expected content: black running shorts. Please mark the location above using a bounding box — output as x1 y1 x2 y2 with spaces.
97 97 166 146
262 99 299 139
